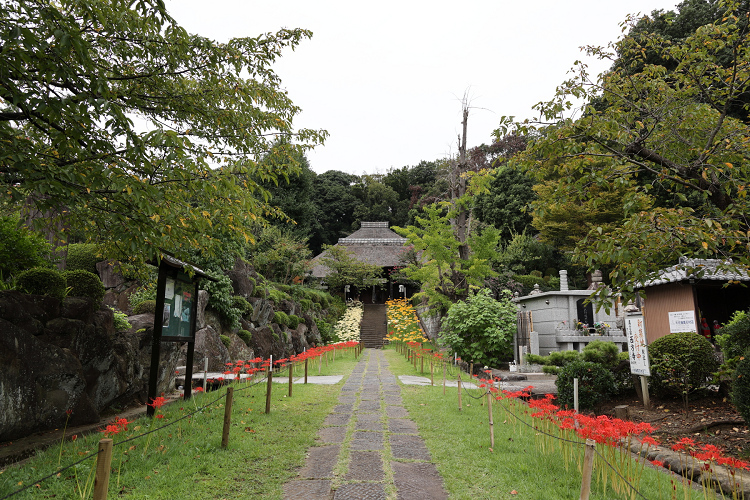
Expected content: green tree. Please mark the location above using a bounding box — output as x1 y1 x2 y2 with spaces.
0 0 326 264
474 165 536 242
509 1 750 303
248 225 312 285
319 245 383 294
0 214 53 279
440 288 516 367
351 177 406 226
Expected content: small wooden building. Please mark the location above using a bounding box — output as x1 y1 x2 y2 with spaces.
309 222 414 304
639 257 750 343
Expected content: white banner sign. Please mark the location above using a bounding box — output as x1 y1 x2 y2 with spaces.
625 315 650 376
668 310 698 333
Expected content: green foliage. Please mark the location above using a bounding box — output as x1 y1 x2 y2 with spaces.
300 298 314 312
649 332 718 403
716 310 750 361
237 329 252 346
542 365 561 375
16 267 67 300
525 353 547 365
129 281 158 311
732 355 750 424
65 243 100 274
494 232 562 276
526 350 581 367
232 296 252 317
512 274 559 296
287 315 303 329
582 340 620 368
202 274 241 330
268 287 292 304
319 244 383 293
133 300 157 315
474 162 535 242
440 289 516 367
61 270 105 307
2 0 326 266
273 311 290 327
247 225 312 285
556 360 616 410
109 307 132 332
0 214 54 279
220 335 231 349
315 318 335 344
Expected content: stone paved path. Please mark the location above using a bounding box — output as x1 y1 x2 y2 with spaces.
283 349 448 500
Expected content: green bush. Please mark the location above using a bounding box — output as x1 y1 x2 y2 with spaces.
556 360 616 410
547 350 581 367
649 332 718 402
232 296 252 317
315 318 336 344
220 335 231 349
273 311 290 326
582 340 620 368
129 281 157 311
16 267 67 300
300 298 313 312
237 329 252 346
525 353 548 365
716 310 750 361
133 300 157 315
542 365 560 375
109 307 132 331
512 274 559 296
65 243 100 274
731 355 750 423
203 274 241 330
268 287 291 304
0 214 54 279
62 269 105 307
287 314 304 329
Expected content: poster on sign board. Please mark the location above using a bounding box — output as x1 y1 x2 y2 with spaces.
668 310 698 333
625 315 650 376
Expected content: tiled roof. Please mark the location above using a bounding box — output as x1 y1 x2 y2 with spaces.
642 257 750 287
309 222 409 278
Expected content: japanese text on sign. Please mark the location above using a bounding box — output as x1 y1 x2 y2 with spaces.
625 315 650 376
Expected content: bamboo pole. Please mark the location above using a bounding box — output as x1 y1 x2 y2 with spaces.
430 357 434 386
222 387 234 448
443 360 446 395
265 358 273 414
93 439 113 500
579 439 596 500
288 361 293 398
304 357 308 384
487 389 495 449
457 371 462 411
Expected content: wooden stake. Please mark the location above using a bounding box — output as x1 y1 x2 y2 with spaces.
304 357 308 384
288 361 293 398
420 355 424 374
222 387 234 448
614 405 629 421
574 377 579 414
487 389 495 449
430 358 434 386
93 439 113 500
579 439 596 500
640 375 650 410
319 354 322 375
457 371 462 411
265 366 273 414
443 361 446 395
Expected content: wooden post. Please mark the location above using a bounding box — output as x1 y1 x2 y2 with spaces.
304 357 308 384
574 378 579 414
430 358 434 386
487 389 495 449
265 365 273 414
93 438 113 500
579 439 596 500
457 371 462 411
443 361 446 395
420 354 424 374
614 405 629 421
288 361 293 398
221 387 234 448
202 357 208 393
640 376 650 410
319 354 322 375
469 361 473 378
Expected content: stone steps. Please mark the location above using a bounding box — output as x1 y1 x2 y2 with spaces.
360 304 387 348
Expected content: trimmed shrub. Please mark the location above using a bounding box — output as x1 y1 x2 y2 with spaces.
129 281 157 311
16 267 67 300
732 355 750 423
65 243 100 274
220 335 231 349
62 269 105 307
232 296 252 317
649 332 718 399
0 214 54 278
315 318 335 344
134 300 157 315
716 310 750 361
542 365 560 375
110 307 132 331
288 315 303 329
547 350 581 367
268 287 291 304
237 329 252 346
582 340 620 368
273 311 290 326
556 360 616 410
300 298 313 312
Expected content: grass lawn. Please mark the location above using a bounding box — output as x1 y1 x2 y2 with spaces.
0 351 359 499
383 347 709 500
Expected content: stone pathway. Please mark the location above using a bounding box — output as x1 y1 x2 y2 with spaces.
283 349 448 500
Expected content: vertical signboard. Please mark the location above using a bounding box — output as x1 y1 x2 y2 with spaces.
625 314 650 376
160 270 196 341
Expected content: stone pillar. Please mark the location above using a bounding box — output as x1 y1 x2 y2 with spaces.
559 270 569 291
530 331 539 356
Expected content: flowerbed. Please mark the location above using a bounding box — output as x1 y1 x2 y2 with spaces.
332 301 363 343
386 298 427 343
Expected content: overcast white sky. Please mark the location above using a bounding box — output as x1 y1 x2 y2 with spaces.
165 1 680 176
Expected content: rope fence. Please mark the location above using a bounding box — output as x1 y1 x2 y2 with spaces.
0 341 360 500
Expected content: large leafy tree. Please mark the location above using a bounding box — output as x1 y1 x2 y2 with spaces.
319 245 383 293
0 0 325 263
309 171 362 254
511 1 750 302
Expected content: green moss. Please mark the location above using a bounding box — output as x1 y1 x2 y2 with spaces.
237 329 252 346
232 295 252 316
133 299 156 315
220 335 231 349
273 311 290 326
287 314 303 329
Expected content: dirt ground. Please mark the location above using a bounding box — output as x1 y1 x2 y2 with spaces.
598 390 748 459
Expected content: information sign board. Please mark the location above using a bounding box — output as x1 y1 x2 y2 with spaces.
668 310 698 334
625 314 650 376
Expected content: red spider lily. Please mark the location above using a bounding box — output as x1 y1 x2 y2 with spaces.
155 414 164 419
101 417 132 437
641 436 660 447
651 459 664 468
719 456 750 470
149 396 167 409
194 387 204 393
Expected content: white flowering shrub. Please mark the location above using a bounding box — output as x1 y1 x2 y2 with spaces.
332 302 363 343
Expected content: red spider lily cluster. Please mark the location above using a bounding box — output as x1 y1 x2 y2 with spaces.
101 417 132 437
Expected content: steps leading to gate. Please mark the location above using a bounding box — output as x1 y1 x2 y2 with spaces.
360 304 387 348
